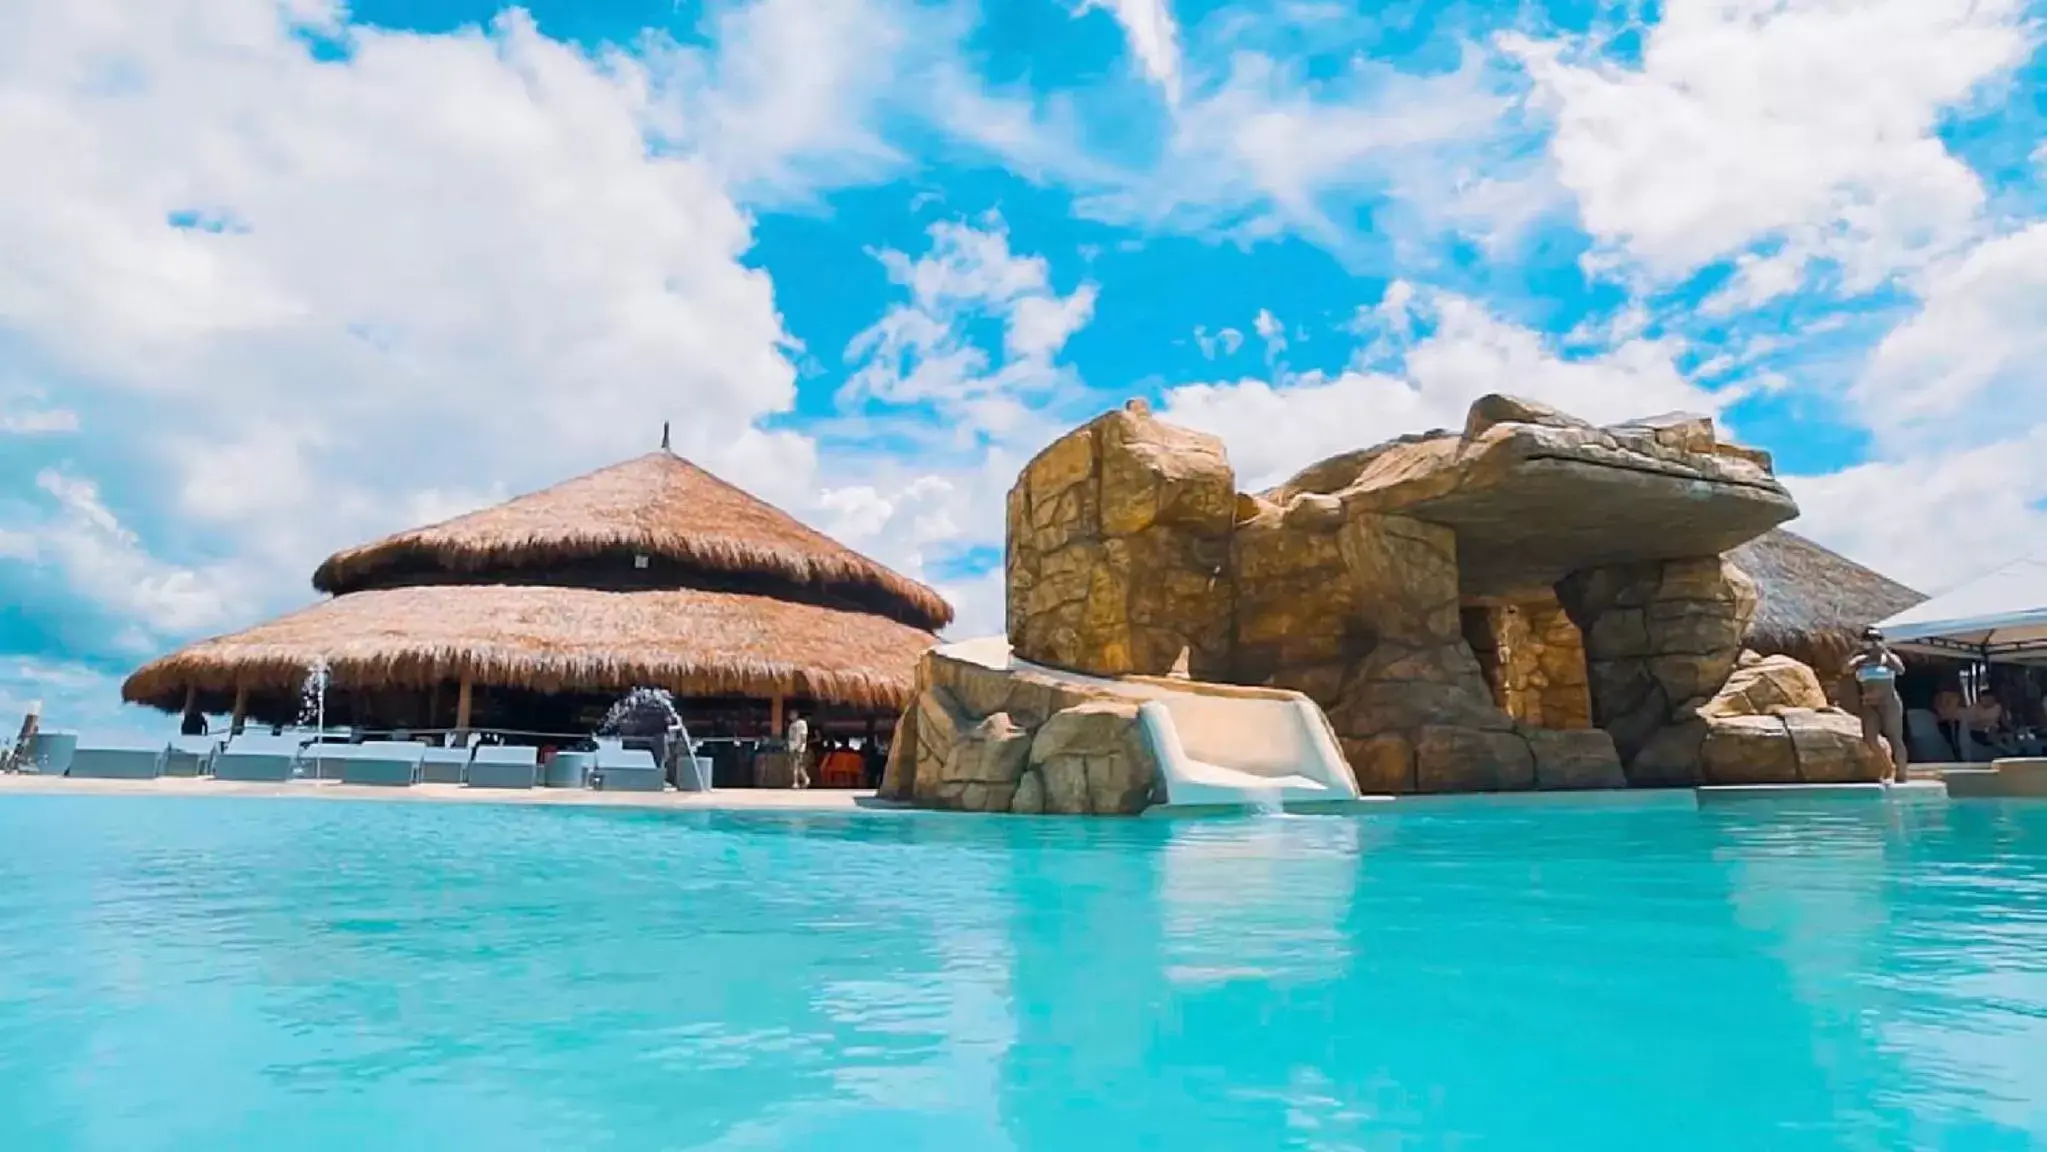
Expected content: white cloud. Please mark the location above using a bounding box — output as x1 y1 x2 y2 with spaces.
1193 326 1244 359
1008 283 1099 362
13 470 239 638
1786 428 2047 596
645 0 915 204
0 405 78 434
1252 308 1287 359
937 37 1522 264
0 0 805 639
1163 288 1718 490
1080 0 1184 104
1855 222 2047 454
842 218 1097 441
1507 0 2031 288
1094 48 1519 259
1782 220 2047 596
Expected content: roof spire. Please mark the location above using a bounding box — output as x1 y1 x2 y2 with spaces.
660 421 671 453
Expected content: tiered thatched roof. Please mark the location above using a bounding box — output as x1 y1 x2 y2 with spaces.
123 585 933 712
313 452 952 629
1733 528 1925 674
124 452 950 715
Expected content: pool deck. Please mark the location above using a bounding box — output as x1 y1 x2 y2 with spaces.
0 772 1982 814
0 773 895 813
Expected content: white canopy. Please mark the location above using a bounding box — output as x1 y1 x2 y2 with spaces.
1875 555 2047 663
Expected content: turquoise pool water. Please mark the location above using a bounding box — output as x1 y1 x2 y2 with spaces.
1 795 2043 1151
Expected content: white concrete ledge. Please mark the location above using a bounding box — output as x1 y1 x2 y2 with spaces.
0 774 894 814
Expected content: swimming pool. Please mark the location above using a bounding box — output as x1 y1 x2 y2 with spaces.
1 795 2042 1150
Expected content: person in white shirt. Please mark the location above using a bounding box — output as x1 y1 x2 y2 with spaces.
1846 627 1907 782
784 713 810 790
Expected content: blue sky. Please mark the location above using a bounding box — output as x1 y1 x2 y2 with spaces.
4 0 2047 734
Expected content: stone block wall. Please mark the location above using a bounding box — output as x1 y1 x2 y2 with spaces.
1555 556 1759 785
877 645 1186 815
1495 596 1593 730
1006 400 1236 680
1234 499 1625 794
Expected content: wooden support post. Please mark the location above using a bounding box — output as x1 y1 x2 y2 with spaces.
231 686 248 734
454 677 473 743
770 694 785 738
181 685 198 722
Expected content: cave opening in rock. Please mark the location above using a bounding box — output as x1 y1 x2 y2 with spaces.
1460 594 1592 732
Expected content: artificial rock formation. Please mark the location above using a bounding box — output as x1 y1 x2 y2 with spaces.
1005 399 1236 680
1692 652 1888 784
902 391 1838 812
1556 556 1761 786
880 643 1168 815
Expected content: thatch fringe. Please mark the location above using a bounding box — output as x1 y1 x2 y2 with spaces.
1734 528 1925 674
122 584 938 714
310 452 954 631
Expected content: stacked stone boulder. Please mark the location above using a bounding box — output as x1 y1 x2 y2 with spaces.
1004 399 1236 680
877 640 1192 815
885 390 1860 813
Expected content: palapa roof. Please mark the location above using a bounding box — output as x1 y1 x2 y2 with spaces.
123 585 934 712
124 449 952 715
1732 528 1925 668
311 451 953 631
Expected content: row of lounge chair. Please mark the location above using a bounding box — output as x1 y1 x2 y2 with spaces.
18 731 688 792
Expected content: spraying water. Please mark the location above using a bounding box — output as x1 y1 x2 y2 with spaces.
597 687 681 738
597 687 698 786
296 659 330 731
297 659 330 778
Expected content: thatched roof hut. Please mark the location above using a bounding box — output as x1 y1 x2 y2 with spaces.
1732 528 1926 677
123 451 949 731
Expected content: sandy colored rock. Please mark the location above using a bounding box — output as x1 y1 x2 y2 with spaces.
1262 394 1796 598
1629 719 1708 787
1026 700 1160 816
947 713 1032 787
1413 726 1535 793
1463 394 1592 439
1007 400 1234 679
1781 709 1886 783
1343 735 1414 794
1559 555 1760 784
911 685 971 804
1699 654 1830 720
1484 594 1592 730
1698 715 1799 786
1011 770 1045 814
878 701 918 801
1524 727 1625 789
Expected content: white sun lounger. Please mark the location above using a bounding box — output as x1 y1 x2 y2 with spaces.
163 735 223 777
213 732 306 781
589 746 664 792
66 741 167 779
322 741 425 786
465 745 540 789
420 746 472 784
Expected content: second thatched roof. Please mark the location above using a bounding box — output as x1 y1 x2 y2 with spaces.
1733 528 1925 671
122 584 937 714
311 451 953 631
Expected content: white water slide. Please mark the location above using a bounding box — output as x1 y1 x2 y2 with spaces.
940 638 1363 812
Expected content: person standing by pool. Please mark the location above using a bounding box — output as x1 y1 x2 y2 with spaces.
785 712 810 790
1848 627 1907 782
